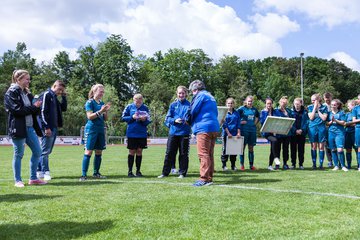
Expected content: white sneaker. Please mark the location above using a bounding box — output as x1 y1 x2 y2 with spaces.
358 168 360 172
332 166 339 171
232 167 238 171
274 157 280 165
222 166 229 171
43 171 51 181
268 166 274 171
157 174 165 178
178 174 184 179
37 171 44 179
342 167 349 172
171 168 178 174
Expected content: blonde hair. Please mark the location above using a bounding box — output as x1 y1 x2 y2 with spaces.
332 99 343 110
133 93 143 100
88 84 104 99
311 93 322 103
12 69 29 83
347 99 356 107
226 97 235 104
177 86 188 94
52 80 66 88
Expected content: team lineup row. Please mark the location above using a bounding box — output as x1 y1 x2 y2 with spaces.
4 69 360 188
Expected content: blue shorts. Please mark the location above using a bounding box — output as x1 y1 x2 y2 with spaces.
242 131 257 146
328 132 345 149
344 131 356 149
356 128 360 147
84 129 106 150
308 125 327 143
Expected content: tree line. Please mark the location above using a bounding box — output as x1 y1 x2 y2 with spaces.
1 34 360 137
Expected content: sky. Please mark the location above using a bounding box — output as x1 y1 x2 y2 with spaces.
1 0 360 71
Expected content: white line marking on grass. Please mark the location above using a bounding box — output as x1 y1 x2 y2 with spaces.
119 180 360 200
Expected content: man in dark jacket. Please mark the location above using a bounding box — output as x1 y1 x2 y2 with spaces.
37 80 67 180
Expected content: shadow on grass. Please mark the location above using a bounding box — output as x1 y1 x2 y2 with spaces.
50 180 120 186
216 176 282 185
0 220 114 240
0 194 62 203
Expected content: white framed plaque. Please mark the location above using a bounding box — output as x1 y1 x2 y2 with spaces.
225 136 244 155
217 106 228 125
260 116 295 135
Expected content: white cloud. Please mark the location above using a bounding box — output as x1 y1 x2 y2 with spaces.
254 0 360 28
251 13 300 39
328 51 360 72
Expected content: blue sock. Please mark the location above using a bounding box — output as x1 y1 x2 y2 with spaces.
249 151 254 167
311 150 317 166
319 150 325 167
338 152 345 168
332 151 338 167
346 152 352 168
239 155 244 166
93 154 102 174
357 151 360 167
82 154 91 176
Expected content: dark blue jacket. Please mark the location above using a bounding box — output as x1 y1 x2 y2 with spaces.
290 106 308 136
4 84 42 138
222 110 241 137
40 88 67 130
164 99 191 136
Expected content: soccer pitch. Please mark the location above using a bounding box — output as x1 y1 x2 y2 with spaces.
1 144 360 239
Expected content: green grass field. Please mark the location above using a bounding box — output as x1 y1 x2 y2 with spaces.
1 144 360 240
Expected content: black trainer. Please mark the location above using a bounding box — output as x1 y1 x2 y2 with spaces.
128 172 135 177
136 171 143 177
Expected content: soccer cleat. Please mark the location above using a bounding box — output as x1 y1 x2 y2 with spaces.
128 172 135 178
299 166 305 170
274 157 281 165
332 166 339 171
135 171 143 177
93 173 106 179
79 176 87 181
222 166 229 171
250 166 257 171
341 167 349 172
267 166 274 171
28 179 47 185
178 174 185 179
283 165 289 170
312 165 317 170
170 168 178 174
14 181 25 188
37 171 44 179
157 174 165 178
192 180 207 187
240 165 245 171
44 171 51 181
358 168 360 172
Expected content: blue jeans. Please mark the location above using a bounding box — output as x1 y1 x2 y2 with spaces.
12 127 41 182
38 128 57 173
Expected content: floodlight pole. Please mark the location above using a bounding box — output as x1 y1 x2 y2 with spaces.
300 53 304 101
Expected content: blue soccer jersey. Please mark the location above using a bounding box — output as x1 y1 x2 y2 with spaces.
237 106 259 133
307 104 328 128
85 99 105 132
327 110 346 149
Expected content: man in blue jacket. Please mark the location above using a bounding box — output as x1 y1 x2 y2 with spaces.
37 80 67 180
187 80 220 187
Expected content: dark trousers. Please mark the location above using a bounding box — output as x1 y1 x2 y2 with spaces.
274 137 290 165
290 135 306 167
266 136 279 166
221 137 237 168
162 135 190 176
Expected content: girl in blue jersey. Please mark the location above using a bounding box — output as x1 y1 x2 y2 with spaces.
260 97 281 171
327 99 348 171
221 97 241 171
80 84 111 181
122 93 151 177
237 95 259 170
158 86 191 179
344 100 358 169
308 94 328 169
274 96 293 170
352 99 360 171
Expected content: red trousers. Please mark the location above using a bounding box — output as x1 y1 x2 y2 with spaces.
196 132 218 182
